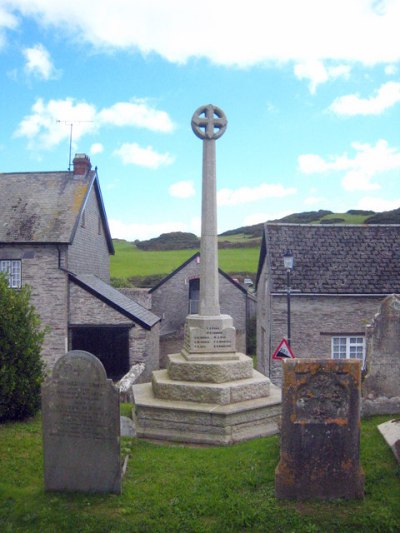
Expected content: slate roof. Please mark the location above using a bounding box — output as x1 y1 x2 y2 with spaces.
0 169 114 253
70 274 161 330
257 224 400 295
149 252 248 295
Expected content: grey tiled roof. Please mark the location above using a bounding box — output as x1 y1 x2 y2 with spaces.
0 170 113 252
259 224 400 294
70 274 160 329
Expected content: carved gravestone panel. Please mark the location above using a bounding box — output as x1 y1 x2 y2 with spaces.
42 350 121 493
275 359 364 500
363 294 400 398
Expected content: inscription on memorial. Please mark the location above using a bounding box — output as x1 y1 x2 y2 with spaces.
184 324 235 353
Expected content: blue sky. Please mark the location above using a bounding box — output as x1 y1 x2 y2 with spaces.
1 0 400 240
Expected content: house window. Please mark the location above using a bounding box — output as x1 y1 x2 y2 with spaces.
331 336 365 363
0 260 21 288
189 278 200 314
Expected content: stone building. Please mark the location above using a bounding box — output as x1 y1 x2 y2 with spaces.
150 252 256 365
256 223 400 385
0 154 160 381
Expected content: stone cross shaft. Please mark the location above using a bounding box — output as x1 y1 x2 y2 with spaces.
191 104 227 317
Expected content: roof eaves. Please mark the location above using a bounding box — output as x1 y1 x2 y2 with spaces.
69 274 159 330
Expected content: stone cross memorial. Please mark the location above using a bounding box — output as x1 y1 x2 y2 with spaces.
275 359 364 500
132 105 281 445
42 350 121 494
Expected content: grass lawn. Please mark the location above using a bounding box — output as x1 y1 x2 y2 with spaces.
110 240 259 281
0 412 399 532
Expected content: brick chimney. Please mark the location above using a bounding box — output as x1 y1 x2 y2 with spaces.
72 153 92 175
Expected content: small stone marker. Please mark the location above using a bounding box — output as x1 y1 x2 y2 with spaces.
275 359 364 500
378 419 400 463
42 350 121 494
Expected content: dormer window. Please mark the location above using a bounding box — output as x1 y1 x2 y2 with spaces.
0 260 21 288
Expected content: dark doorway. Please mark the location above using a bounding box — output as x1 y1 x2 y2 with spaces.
189 278 200 314
70 326 130 380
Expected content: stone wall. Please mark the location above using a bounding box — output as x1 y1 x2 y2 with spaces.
0 244 69 369
70 282 158 382
151 257 248 353
67 186 110 283
257 287 383 385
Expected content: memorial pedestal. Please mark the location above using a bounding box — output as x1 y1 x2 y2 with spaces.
133 315 281 445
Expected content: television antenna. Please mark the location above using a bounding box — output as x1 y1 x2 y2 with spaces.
56 120 94 171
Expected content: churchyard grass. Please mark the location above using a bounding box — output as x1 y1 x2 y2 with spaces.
110 240 259 280
0 412 399 532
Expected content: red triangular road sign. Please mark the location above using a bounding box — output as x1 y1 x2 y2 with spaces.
272 339 295 360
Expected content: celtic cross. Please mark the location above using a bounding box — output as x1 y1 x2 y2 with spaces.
191 104 227 140
191 104 227 316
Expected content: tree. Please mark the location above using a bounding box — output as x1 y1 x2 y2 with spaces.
0 274 45 422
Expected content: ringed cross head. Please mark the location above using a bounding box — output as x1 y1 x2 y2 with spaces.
191 104 227 140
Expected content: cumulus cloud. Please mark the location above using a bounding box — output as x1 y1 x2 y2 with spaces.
299 139 400 191
113 142 174 169
14 97 174 150
3 1 400 66
330 81 400 116
14 98 96 149
23 43 58 79
108 218 187 241
97 100 174 132
0 6 18 48
294 60 350 93
169 180 195 198
217 183 296 207
90 143 103 154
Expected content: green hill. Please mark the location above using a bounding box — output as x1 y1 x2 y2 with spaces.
110 207 400 287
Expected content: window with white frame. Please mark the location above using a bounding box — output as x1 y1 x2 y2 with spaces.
0 260 21 288
331 336 365 363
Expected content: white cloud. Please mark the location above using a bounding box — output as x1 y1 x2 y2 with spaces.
113 142 174 169
4 1 400 66
217 183 296 207
294 60 350 94
330 81 400 116
109 218 187 241
14 97 174 150
385 64 397 75
90 143 103 155
169 180 195 198
14 97 96 149
299 139 400 191
0 6 18 48
23 43 58 79
98 100 174 132
357 197 400 212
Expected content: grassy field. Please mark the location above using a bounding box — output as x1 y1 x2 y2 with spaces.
0 412 399 532
110 240 260 281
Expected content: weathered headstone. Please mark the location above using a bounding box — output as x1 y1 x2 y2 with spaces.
275 359 364 500
363 294 400 400
42 350 121 493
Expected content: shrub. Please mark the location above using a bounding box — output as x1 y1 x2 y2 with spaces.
0 274 45 422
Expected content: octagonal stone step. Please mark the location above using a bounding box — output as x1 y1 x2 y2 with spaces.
167 352 254 383
152 369 270 405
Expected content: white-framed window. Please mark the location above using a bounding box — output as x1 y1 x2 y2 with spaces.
0 260 22 288
331 336 365 363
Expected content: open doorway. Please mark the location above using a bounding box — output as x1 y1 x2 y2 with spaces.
70 326 130 380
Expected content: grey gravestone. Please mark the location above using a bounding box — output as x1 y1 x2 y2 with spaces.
364 294 400 399
275 359 364 500
42 350 121 493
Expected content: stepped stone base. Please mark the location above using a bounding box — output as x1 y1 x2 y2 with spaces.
133 382 281 445
152 368 270 405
